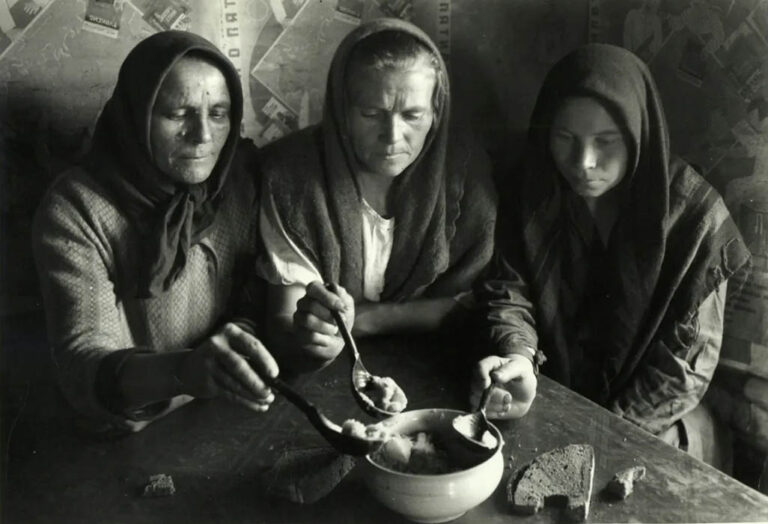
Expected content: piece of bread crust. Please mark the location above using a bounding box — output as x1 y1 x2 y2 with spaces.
508 444 595 522
141 473 176 497
605 465 646 499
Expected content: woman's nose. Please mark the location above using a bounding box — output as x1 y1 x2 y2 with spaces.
186 115 212 144
381 115 403 144
573 142 597 170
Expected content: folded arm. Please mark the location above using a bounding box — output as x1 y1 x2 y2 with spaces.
353 297 464 337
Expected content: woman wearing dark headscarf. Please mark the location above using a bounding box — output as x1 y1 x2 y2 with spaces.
257 20 501 375
475 44 750 463
33 31 277 433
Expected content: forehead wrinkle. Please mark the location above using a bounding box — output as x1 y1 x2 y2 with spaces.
349 67 435 111
157 76 229 111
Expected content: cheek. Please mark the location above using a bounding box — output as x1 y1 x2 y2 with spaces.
149 121 180 161
405 120 432 147
548 142 569 170
211 121 231 146
348 117 377 152
602 148 629 180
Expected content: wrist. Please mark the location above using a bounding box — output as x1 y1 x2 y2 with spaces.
351 302 376 337
503 346 545 375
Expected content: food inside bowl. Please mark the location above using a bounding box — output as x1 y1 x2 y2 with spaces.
370 431 460 475
362 409 505 523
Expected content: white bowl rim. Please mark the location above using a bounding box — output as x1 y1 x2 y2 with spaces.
364 408 504 479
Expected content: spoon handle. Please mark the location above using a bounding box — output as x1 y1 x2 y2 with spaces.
330 309 360 361
262 373 322 421
478 381 496 413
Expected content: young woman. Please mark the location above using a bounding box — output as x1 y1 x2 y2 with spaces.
475 43 750 462
33 31 277 433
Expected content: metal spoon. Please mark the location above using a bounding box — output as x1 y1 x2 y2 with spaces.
330 310 407 419
451 381 499 452
261 373 386 456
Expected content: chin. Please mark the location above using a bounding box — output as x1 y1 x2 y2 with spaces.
572 183 609 198
368 160 412 178
167 166 215 185
577 189 603 198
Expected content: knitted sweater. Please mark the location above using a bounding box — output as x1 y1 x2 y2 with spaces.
32 163 259 431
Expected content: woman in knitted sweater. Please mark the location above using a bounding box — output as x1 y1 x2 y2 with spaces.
33 31 277 433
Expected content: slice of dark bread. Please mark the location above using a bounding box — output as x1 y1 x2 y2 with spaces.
508 444 595 521
264 447 356 504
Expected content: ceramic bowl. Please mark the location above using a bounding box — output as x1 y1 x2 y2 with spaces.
361 408 504 523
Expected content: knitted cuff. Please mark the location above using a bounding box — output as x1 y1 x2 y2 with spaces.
503 345 547 375
95 347 171 421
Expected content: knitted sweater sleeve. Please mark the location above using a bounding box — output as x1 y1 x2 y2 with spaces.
32 174 178 433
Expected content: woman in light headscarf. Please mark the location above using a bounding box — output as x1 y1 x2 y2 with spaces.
33 31 277 433
256 19 514 399
476 44 750 464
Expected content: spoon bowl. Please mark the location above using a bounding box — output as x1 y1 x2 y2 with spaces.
451 382 499 454
330 310 407 419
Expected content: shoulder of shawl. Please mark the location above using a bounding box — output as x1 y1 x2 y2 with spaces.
445 132 496 207
667 158 729 232
259 126 325 198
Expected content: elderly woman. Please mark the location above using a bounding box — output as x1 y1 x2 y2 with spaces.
256 19 521 397
32 31 277 433
476 44 750 464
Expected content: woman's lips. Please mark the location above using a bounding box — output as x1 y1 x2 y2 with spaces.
381 151 407 159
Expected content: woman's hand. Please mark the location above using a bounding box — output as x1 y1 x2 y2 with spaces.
176 322 279 412
470 355 537 419
292 281 355 363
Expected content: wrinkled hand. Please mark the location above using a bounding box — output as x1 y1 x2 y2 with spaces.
471 355 537 420
292 281 355 363
177 322 279 412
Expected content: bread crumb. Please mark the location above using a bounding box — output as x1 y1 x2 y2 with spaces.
605 465 646 499
141 473 176 497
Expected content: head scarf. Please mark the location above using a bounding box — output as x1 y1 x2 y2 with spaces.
503 44 749 403
262 18 495 301
86 31 244 297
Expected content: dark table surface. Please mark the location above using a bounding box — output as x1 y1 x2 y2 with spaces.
4 335 768 523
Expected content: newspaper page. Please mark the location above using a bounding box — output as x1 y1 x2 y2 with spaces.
83 0 124 39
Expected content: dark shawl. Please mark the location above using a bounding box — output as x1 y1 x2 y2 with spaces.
260 18 496 302
500 44 750 404
85 30 245 297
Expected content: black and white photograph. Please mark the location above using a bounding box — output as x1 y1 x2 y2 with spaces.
1 0 767 522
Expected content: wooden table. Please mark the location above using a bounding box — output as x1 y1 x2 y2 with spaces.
4 335 768 523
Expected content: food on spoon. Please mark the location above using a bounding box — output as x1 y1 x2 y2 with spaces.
604 465 646 499
370 431 459 474
341 419 391 442
508 444 595 521
359 375 408 413
452 412 499 450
